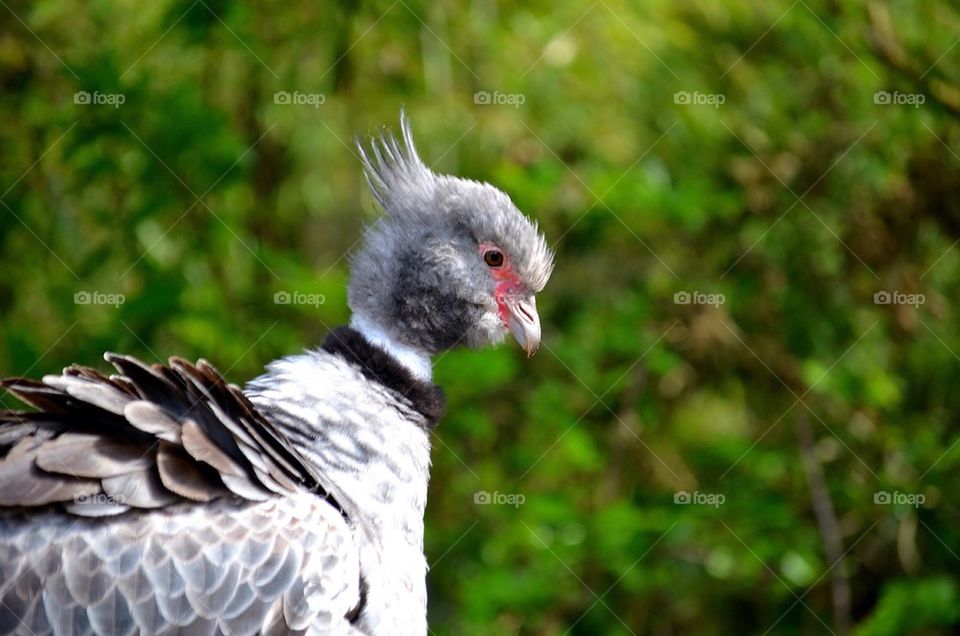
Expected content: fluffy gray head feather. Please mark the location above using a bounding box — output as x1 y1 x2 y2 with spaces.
349 113 554 354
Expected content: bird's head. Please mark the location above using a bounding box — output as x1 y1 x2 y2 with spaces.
348 114 554 358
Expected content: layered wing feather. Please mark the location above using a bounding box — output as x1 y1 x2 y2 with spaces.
0 353 334 513
0 494 362 635
0 353 360 635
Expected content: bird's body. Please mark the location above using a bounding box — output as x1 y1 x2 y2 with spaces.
0 328 437 635
0 114 554 635
245 328 441 635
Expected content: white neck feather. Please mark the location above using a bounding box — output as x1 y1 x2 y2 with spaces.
350 314 433 382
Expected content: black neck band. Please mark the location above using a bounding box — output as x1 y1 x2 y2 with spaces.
321 326 445 429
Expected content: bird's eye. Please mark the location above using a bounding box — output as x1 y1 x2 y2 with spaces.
483 250 504 268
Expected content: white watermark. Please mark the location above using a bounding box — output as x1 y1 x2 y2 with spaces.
474 91 525 108
674 91 725 108
74 291 125 307
874 490 925 508
74 492 125 505
674 290 725 307
474 490 525 508
874 290 924 307
274 91 326 108
74 91 125 108
274 291 326 307
674 490 725 508
874 91 924 108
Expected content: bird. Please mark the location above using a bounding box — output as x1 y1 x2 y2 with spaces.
0 113 555 636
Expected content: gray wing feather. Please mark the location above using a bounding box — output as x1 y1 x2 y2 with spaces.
0 353 361 634
101 469 178 509
0 354 334 513
123 400 181 442
35 433 150 477
40 375 130 416
0 447 101 506
1 494 360 634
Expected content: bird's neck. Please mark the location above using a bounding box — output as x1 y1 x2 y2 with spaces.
349 313 433 382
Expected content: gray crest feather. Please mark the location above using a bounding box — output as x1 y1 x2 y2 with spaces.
356 111 437 215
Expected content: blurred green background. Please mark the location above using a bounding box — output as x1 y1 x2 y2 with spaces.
2 0 960 634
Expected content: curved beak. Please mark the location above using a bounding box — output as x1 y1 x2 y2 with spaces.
505 295 541 357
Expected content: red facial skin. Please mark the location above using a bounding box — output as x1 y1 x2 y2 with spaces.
478 242 525 326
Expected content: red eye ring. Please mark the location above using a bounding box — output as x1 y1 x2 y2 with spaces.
483 250 504 267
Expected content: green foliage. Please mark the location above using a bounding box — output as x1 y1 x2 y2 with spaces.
856 577 960 636
2 0 960 633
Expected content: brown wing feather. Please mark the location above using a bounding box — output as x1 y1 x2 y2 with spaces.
156 442 228 502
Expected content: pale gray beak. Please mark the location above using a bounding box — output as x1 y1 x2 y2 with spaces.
506 296 541 357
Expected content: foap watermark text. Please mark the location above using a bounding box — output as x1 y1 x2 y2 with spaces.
474 490 525 508
74 91 125 108
274 91 326 108
474 91 525 108
874 290 924 307
874 91 925 108
274 291 326 307
74 291 125 307
674 490 725 508
874 491 925 508
674 290 725 307
674 91 725 108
